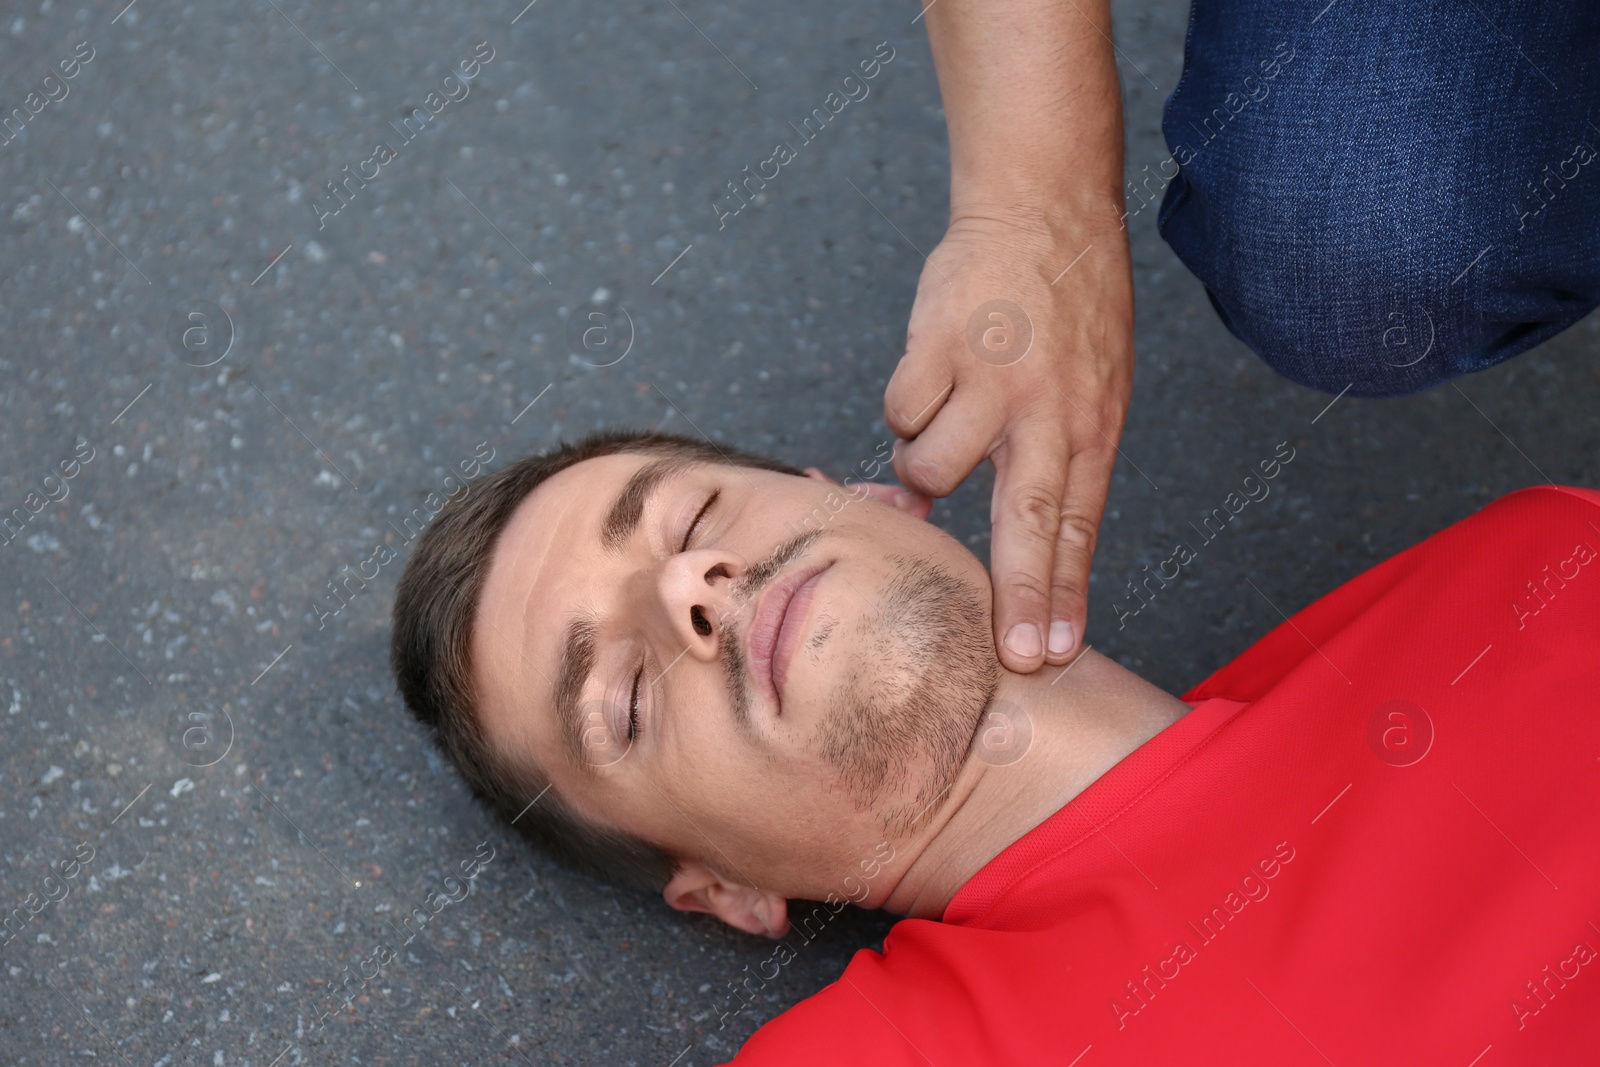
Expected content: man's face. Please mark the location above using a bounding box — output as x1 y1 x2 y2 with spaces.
471 451 1000 897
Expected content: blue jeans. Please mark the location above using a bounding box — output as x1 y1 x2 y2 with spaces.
1155 0 1600 398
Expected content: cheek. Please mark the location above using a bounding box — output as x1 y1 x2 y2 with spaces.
833 508 992 613
648 691 753 805
837 494 976 557
641 756 778 863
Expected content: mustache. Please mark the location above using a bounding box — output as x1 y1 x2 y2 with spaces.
732 529 820 603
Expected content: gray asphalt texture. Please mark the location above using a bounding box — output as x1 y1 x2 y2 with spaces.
1 0 1596 1064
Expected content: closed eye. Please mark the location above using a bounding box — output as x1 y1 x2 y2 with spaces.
628 665 643 742
680 489 720 552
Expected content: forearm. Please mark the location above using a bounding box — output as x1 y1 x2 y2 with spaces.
921 0 1126 231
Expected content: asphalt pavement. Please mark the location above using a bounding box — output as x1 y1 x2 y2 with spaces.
1 0 1596 1064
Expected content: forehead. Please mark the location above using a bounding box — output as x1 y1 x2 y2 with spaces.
468 451 691 762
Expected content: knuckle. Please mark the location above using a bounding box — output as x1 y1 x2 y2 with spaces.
885 354 917 394
883 389 914 430
886 382 948 436
902 454 958 497
1001 484 1061 539
1056 511 1098 550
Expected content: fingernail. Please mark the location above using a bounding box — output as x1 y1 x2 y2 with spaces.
1003 623 1043 659
893 490 917 511
1048 620 1075 657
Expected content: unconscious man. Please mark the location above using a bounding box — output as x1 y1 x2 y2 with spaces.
390 429 1600 1064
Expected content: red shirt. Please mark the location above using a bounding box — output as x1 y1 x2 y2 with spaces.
731 486 1600 1065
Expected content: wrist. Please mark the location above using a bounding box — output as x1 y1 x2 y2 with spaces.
946 190 1130 253
950 163 1127 235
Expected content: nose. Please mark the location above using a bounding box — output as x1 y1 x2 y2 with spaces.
651 548 745 661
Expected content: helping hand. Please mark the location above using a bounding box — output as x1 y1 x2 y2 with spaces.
883 214 1135 672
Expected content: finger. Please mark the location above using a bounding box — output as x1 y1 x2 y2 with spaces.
890 388 999 499
883 345 956 440
987 422 1070 674
1042 444 1115 666
849 480 934 519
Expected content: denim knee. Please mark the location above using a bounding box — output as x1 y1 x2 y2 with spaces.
1161 166 1598 399
1154 0 1600 399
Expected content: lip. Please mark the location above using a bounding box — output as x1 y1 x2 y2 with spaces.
747 559 831 714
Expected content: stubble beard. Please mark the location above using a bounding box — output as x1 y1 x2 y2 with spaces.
814 553 1000 840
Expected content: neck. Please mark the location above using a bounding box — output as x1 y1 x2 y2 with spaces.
876 648 1192 919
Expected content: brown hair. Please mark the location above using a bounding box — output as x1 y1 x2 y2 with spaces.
389 428 804 894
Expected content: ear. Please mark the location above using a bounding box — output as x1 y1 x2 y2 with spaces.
663 860 791 939
801 467 933 521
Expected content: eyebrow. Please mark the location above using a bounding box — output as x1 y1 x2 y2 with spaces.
554 613 599 776
600 456 694 554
